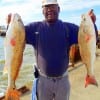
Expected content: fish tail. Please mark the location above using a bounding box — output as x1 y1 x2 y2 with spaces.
85 75 98 88
5 88 20 100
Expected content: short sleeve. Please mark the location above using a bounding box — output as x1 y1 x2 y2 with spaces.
67 23 79 46
25 23 37 46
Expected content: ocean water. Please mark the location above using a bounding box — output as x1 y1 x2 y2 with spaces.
0 37 36 96
0 37 4 61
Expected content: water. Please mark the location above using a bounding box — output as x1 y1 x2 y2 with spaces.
0 37 36 96
0 37 4 60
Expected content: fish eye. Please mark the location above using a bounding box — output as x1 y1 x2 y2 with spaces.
83 17 86 21
81 14 86 21
18 19 21 22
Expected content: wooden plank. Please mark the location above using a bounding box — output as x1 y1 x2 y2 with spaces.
0 86 30 100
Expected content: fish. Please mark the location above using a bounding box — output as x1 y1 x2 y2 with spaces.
4 13 25 100
78 13 98 88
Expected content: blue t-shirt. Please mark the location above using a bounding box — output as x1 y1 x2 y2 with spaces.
25 20 79 77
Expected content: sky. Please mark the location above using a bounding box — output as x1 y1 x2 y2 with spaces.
0 0 100 29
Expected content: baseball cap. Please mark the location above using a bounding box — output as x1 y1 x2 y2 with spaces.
42 0 58 6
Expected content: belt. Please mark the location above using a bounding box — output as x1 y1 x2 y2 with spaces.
39 70 68 79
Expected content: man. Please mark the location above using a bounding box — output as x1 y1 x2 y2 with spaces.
25 0 78 100
0 0 97 100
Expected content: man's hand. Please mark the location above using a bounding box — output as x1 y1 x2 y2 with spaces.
88 9 96 23
6 13 12 25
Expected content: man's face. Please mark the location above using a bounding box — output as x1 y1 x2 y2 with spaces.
42 4 60 23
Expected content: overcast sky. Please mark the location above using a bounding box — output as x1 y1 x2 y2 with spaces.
0 0 100 29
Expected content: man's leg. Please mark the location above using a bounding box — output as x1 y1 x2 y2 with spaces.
37 75 70 100
55 75 70 100
37 76 56 100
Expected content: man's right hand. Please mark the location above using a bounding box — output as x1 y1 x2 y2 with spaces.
6 13 12 25
88 9 96 23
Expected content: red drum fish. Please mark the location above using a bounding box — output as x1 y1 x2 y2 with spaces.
78 13 98 87
4 13 25 99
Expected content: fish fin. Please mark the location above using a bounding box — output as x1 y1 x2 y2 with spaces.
85 75 98 88
3 66 8 75
5 88 20 100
